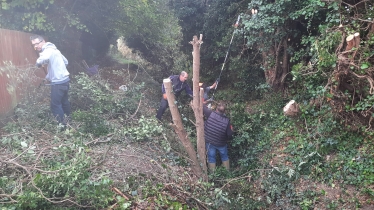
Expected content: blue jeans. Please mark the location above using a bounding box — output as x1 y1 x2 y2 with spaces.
206 143 229 163
50 81 71 124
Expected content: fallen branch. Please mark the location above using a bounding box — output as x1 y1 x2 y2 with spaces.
348 70 374 94
164 183 210 210
341 0 370 8
124 98 142 122
111 187 130 200
84 133 114 146
0 194 17 204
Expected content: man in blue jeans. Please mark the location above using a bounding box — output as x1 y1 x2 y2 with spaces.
203 102 233 171
30 35 71 126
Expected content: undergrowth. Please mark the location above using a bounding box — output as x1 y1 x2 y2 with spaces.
0 64 235 209
217 85 374 209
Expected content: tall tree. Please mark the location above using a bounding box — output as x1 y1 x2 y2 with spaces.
242 0 329 90
190 35 208 179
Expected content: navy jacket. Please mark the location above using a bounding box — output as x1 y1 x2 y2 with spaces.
162 75 193 97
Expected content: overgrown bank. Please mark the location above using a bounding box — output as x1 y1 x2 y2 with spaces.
1 62 374 209
1 0 374 209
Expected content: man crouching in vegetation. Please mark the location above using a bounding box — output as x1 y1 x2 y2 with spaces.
30 35 71 126
199 78 219 105
156 71 193 121
203 102 233 172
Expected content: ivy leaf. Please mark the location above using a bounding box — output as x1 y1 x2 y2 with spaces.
361 63 369 70
287 168 295 178
21 141 28 147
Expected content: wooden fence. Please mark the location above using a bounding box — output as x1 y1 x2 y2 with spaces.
0 28 45 120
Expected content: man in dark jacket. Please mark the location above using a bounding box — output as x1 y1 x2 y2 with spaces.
156 71 193 120
203 102 233 171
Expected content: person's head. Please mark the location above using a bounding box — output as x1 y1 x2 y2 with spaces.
216 102 226 113
179 71 188 82
30 35 45 52
199 82 207 89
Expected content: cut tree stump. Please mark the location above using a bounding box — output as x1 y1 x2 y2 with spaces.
345 32 360 51
351 32 360 60
345 34 355 51
283 100 300 117
353 32 360 48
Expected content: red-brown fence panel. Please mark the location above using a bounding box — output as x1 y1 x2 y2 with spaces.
0 28 45 119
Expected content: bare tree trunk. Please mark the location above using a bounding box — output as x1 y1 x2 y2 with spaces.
269 37 289 90
281 38 289 90
198 88 207 177
190 35 208 180
163 78 203 177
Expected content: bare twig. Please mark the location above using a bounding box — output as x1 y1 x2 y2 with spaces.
112 187 130 200
124 98 142 121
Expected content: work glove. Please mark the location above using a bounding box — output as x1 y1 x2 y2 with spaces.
216 78 220 83
206 97 213 102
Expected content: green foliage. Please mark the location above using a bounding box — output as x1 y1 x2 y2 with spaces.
311 31 341 70
2 0 54 9
225 82 374 208
230 93 285 169
0 137 114 209
72 110 112 137
0 60 218 210
0 0 87 32
32 151 113 208
70 71 166 141
224 180 267 209
243 0 327 48
108 0 187 78
170 0 205 51
261 166 299 208
348 93 374 111
2 0 374 209
22 12 54 31
121 116 164 141
70 72 143 115
286 0 374 135
239 0 340 90
118 0 179 45
63 13 88 32
202 0 243 60
139 180 220 210
209 166 233 180
198 0 265 99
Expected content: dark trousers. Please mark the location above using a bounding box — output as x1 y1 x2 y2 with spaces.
50 81 71 124
156 98 169 120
